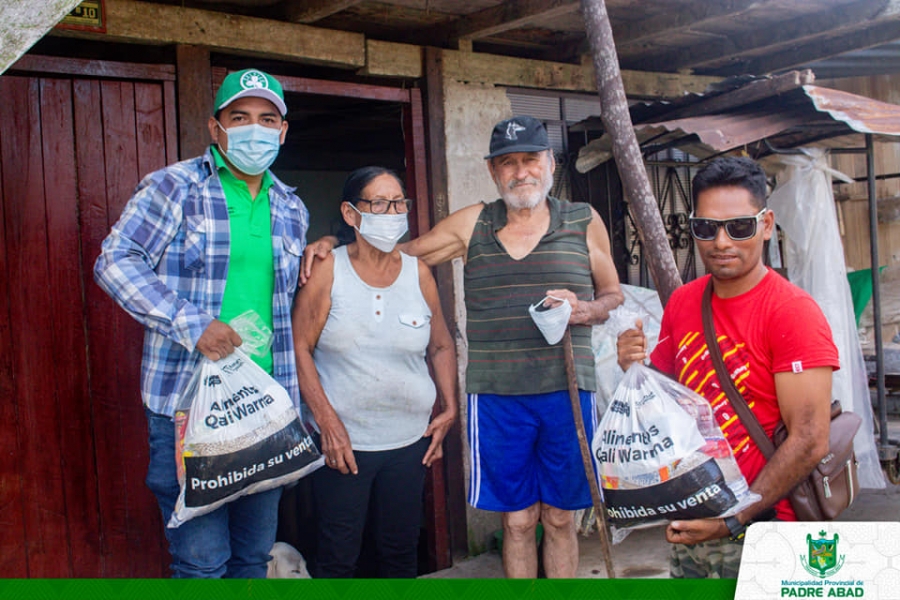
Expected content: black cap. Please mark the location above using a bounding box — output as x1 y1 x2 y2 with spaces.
484 116 551 159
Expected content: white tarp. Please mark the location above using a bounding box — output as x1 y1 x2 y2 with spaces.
767 148 884 489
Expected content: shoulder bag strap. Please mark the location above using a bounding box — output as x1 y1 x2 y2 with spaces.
701 279 777 459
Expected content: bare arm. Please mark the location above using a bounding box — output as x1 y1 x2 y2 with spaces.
401 203 482 267
301 203 481 283
547 207 624 325
291 253 358 475
417 259 459 467
737 367 832 518
666 366 833 544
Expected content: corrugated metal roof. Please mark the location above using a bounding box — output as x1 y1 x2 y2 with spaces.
576 84 900 172
803 85 900 136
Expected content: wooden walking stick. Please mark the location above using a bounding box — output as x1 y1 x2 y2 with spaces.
562 327 616 578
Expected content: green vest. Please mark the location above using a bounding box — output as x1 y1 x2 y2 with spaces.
464 197 596 394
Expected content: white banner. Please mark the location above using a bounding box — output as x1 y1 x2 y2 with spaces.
736 521 900 599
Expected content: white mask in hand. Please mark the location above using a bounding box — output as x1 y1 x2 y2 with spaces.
528 295 572 345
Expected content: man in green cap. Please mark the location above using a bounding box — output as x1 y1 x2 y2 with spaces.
94 69 308 578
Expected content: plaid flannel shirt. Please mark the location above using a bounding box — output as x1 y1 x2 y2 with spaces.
94 148 308 417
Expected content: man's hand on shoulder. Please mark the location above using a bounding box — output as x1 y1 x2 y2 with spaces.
301 235 338 286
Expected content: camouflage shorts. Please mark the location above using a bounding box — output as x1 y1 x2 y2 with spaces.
669 537 744 579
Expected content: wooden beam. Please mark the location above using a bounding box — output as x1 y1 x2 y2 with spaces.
656 69 815 121
740 18 900 75
282 0 363 24
448 0 579 41
620 69 720 99
440 48 719 97
51 0 365 70
278 73 410 102
612 0 761 47
362 40 423 79
423 46 469 562
441 49 592 90
425 48 450 226
176 45 212 160
626 0 897 73
9 54 175 80
364 40 718 97
407 88 429 239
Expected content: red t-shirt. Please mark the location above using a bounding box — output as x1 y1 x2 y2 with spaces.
650 269 840 521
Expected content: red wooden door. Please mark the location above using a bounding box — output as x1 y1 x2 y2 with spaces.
0 65 177 577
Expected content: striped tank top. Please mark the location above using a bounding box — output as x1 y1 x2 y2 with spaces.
464 197 596 394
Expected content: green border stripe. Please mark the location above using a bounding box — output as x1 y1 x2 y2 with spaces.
0 579 736 600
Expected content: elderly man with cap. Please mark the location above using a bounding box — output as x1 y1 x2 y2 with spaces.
306 115 623 578
94 69 308 578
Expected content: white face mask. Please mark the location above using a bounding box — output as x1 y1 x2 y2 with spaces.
528 295 572 345
350 204 409 253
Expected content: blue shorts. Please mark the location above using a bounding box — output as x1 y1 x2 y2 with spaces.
467 390 597 512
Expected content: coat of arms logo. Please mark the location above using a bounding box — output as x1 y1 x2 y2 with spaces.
802 530 845 578
240 70 269 90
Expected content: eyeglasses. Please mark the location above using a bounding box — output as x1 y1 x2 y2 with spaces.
355 198 413 214
689 208 767 241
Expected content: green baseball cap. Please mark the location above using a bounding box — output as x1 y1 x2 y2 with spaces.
214 69 287 117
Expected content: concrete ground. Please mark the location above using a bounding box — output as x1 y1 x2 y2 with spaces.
423 487 900 580
423 417 900 579
420 522 672 579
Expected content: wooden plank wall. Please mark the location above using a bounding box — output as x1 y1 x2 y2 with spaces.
819 75 900 271
1 59 451 577
0 79 19 577
0 73 173 577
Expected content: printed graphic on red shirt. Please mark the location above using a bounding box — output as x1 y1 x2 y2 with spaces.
673 330 768 490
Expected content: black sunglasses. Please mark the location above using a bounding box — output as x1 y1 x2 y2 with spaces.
689 208 767 241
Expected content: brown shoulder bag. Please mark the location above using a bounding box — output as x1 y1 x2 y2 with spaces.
701 279 861 521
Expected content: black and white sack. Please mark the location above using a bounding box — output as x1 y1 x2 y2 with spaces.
592 363 759 542
170 349 323 528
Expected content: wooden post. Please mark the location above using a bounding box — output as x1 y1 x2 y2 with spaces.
175 45 212 160
580 0 682 304
424 46 469 562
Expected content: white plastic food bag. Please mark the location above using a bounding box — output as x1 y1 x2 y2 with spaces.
592 285 664 414
170 349 324 528
592 363 759 542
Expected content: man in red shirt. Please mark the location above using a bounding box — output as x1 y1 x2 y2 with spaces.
617 156 839 578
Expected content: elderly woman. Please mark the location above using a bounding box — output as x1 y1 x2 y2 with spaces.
292 166 457 578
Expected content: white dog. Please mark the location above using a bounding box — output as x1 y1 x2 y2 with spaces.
267 541 311 578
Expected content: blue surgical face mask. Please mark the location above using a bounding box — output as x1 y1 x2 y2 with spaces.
216 121 281 176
